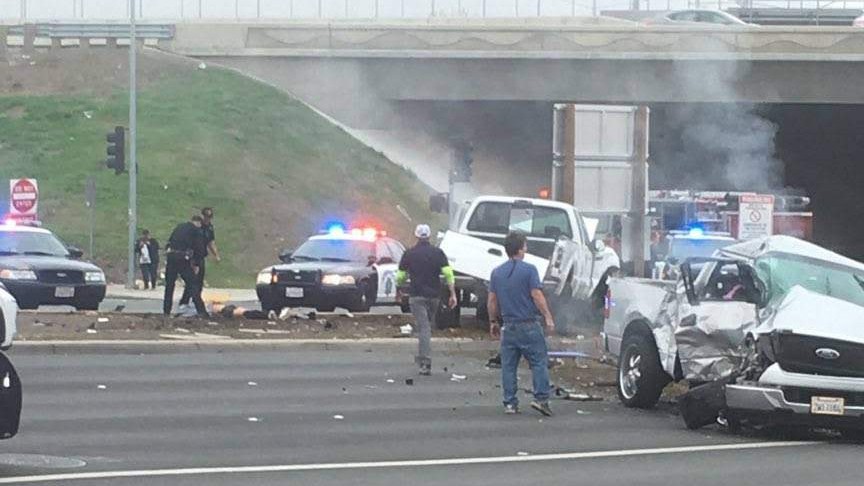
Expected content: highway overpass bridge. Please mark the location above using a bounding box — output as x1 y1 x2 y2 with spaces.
158 20 864 128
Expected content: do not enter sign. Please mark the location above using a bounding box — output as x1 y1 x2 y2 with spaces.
738 194 774 241
9 179 39 221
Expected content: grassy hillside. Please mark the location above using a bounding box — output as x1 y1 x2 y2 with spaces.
0 50 441 286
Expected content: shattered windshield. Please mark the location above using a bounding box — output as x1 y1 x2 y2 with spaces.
756 255 864 308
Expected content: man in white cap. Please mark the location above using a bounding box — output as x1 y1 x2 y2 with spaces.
396 224 457 375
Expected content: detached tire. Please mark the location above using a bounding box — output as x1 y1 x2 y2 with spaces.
617 331 670 409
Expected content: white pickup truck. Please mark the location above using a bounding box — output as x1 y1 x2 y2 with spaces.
437 195 620 329
0 283 21 439
603 235 864 436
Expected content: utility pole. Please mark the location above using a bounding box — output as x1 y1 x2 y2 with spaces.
127 0 138 289
631 107 649 278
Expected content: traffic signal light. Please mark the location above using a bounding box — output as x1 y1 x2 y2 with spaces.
105 126 126 174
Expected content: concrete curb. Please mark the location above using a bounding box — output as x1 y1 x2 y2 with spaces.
9 338 499 355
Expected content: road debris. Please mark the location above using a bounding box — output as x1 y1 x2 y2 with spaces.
405 379 414 386
333 415 345 420
85 329 98 334
450 374 467 382
247 417 260 422
516 452 529 456
386 379 395 384
247 381 258 387
485 355 501 369
96 385 107 390
399 324 413 336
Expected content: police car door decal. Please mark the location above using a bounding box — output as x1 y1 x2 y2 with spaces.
377 266 398 304
375 241 398 304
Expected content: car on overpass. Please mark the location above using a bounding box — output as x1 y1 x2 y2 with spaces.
0 221 106 311
643 9 753 26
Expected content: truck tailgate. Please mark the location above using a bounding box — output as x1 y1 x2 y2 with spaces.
439 231 549 282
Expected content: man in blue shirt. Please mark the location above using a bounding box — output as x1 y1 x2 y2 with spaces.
488 231 555 416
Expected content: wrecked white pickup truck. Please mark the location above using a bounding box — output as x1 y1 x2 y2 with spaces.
603 235 864 435
438 195 620 329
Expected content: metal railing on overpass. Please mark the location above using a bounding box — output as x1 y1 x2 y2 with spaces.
1 0 861 24
6 23 174 39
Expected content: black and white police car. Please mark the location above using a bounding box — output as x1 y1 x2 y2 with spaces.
256 226 403 313
0 220 106 310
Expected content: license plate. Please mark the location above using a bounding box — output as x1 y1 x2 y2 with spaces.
811 396 845 416
55 286 75 298
285 287 304 298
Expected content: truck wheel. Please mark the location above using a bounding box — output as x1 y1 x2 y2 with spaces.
435 302 461 329
476 301 489 324
618 331 670 409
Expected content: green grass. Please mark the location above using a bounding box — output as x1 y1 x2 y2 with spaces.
0 63 441 286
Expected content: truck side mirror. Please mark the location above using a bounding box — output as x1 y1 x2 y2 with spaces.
278 249 294 263
592 239 606 253
67 246 84 259
681 261 700 306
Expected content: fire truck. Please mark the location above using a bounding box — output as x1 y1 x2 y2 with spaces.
648 190 813 241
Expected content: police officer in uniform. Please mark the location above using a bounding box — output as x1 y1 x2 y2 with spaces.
163 215 208 317
179 207 220 310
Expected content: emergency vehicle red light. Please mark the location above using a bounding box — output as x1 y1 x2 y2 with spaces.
538 187 551 199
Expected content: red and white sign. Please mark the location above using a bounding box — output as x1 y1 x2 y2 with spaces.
738 194 774 240
8 179 39 222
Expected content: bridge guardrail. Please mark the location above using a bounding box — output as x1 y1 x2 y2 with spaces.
6 23 174 39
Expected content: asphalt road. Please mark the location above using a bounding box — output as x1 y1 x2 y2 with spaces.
0 343 859 485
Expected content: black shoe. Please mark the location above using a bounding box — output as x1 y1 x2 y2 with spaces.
486 354 502 369
530 400 553 417
504 404 520 414
419 364 432 376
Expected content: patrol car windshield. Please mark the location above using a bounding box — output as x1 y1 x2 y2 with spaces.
293 239 375 263
0 230 70 257
669 238 733 261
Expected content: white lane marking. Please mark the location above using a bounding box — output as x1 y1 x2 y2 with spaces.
0 441 817 484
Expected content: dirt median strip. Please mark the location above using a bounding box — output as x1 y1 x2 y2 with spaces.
9 338 498 356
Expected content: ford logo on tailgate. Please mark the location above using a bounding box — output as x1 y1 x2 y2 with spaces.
815 348 841 360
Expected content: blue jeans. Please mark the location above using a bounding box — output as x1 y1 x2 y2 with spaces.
501 319 551 406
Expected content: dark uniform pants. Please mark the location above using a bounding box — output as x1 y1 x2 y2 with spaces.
163 253 206 315
179 258 205 306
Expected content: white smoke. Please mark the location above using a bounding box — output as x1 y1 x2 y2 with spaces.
660 60 784 191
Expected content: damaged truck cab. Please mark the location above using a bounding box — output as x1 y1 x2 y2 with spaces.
604 235 864 434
